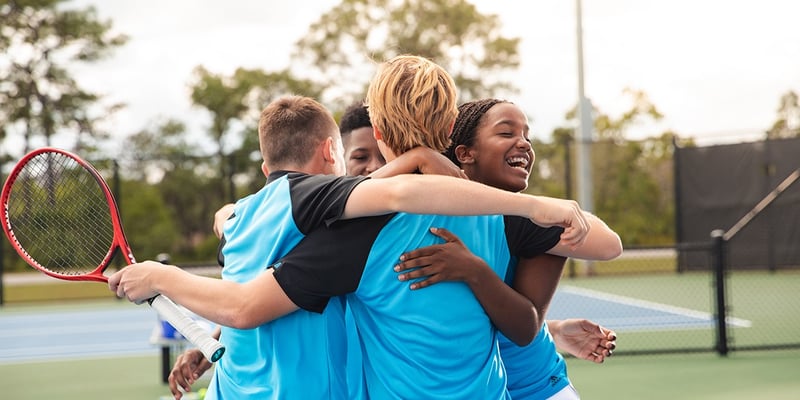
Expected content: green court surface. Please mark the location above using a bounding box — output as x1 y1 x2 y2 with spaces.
566 349 800 400
1 350 798 399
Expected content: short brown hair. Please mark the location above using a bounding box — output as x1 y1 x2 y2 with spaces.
365 55 458 155
258 95 338 168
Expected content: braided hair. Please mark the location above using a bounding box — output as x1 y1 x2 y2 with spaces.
443 98 510 166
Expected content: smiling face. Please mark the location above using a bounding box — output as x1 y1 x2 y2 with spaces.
456 102 534 192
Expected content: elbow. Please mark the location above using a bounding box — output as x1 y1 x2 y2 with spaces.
511 329 536 347
226 307 262 330
588 232 623 261
601 235 624 261
218 298 263 329
504 309 539 347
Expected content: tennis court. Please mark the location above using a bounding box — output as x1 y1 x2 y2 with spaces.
0 280 755 364
1 270 798 399
549 285 751 331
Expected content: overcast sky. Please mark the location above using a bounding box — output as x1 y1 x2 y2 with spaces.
12 0 800 157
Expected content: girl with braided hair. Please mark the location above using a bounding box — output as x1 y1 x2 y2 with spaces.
396 98 620 400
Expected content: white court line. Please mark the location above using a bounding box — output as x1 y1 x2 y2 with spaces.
559 285 752 328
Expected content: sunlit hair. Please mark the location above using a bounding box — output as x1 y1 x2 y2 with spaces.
365 55 458 155
444 98 511 166
258 95 338 168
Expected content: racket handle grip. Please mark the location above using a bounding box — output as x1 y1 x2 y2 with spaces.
149 294 226 362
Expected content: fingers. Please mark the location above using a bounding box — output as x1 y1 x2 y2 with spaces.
169 350 207 398
428 227 461 244
108 271 122 294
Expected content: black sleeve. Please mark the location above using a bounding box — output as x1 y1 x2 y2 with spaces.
286 173 370 234
272 214 394 313
504 215 564 258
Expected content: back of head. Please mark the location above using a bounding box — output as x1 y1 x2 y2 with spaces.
365 55 458 156
258 95 338 169
444 98 509 166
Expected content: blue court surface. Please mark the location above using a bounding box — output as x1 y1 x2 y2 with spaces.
547 285 751 332
0 286 752 364
0 305 157 364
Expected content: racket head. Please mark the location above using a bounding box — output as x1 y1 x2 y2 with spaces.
1 147 132 282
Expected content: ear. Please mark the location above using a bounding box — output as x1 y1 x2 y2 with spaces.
322 136 335 165
373 127 383 141
454 144 475 165
261 161 269 177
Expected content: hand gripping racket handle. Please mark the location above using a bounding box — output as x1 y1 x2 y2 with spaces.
149 294 226 362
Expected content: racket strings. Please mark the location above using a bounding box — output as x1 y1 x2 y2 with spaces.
6 152 115 275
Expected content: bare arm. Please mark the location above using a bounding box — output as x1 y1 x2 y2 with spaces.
368 147 467 179
547 211 622 260
343 174 591 249
108 261 298 329
511 253 568 333
394 227 539 346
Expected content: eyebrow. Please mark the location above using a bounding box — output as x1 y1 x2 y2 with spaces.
492 119 530 132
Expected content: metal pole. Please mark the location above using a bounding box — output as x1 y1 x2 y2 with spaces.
575 0 594 214
575 0 594 275
711 229 729 356
563 136 576 278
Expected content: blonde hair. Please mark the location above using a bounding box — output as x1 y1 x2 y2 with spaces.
258 95 338 168
365 55 458 155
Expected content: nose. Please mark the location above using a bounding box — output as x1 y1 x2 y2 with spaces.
366 157 383 173
517 137 532 151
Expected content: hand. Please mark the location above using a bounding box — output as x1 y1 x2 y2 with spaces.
394 227 489 289
548 319 616 363
169 348 213 399
213 203 235 239
108 260 167 303
528 196 590 249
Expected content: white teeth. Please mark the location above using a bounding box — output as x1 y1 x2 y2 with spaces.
506 157 529 168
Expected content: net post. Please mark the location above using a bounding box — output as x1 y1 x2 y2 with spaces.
711 229 729 356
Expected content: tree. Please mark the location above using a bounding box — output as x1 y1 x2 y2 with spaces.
292 0 520 107
119 118 220 260
766 90 800 139
188 66 323 201
553 89 676 246
0 0 127 159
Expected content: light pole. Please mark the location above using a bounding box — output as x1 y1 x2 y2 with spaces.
575 0 595 274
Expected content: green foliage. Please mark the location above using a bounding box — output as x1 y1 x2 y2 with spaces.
0 0 127 156
292 0 520 106
188 66 322 201
766 90 800 139
118 179 179 261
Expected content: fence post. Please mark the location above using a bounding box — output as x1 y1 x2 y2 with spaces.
710 229 729 356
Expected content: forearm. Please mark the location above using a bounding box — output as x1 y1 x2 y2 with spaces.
466 266 539 346
548 212 622 260
151 266 296 329
512 254 566 324
343 174 538 219
367 152 420 178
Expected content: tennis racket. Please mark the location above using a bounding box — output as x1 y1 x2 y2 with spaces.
1 147 225 362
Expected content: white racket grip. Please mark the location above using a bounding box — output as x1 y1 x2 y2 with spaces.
149 294 226 362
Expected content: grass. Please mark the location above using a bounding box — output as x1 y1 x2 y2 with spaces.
2 261 798 398
2 350 798 400
566 349 800 400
